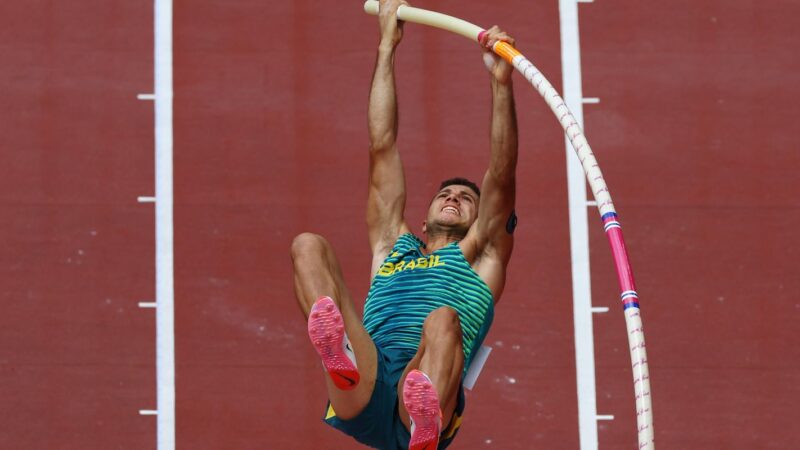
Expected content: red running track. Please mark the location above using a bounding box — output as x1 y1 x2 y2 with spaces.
1 1 798 449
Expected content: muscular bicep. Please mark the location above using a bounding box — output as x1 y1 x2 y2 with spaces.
470 169 516 255
367 144 410 255
463 171 515 299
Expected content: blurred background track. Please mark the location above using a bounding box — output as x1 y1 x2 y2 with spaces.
1 1 797 448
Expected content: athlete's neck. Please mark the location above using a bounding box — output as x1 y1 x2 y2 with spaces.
422 231 464 254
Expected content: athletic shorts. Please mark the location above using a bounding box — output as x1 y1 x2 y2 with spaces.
323 346 465 449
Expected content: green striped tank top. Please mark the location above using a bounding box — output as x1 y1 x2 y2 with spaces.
363 233 495 373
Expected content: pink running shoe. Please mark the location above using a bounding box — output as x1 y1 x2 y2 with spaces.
403 370 442 450
308 296 359 390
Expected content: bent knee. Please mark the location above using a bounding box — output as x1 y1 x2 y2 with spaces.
423 307 462 340
290 232 329 259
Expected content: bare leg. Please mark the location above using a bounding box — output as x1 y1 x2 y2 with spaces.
398 307 465 431
290 232 378 420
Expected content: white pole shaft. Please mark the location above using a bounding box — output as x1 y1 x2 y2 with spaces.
364 1 484 41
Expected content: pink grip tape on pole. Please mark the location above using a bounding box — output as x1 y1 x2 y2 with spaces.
364 1 654 448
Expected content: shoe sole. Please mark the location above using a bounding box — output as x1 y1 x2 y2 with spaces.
308 297 359 390
404 370 441 450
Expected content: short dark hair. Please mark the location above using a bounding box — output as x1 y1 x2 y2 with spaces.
439 177 480 197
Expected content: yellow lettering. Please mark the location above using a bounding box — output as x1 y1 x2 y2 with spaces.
378 262 394 276
378 255 445 276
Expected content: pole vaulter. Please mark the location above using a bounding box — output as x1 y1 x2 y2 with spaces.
364 1 654 448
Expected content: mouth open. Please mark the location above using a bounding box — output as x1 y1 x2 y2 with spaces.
442 206 460 216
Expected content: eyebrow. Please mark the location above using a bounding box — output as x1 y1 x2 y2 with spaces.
438 188 476 201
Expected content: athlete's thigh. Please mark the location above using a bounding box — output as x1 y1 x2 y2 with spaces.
323 250 378 382
318 248 379 419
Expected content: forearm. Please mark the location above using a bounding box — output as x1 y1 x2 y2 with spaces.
473 25 518 254
368 46 399 152
488 78 518 184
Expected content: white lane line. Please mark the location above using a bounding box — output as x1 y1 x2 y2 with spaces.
586 200 598 207
139 410 159 416
139 302 158 309
138 196 156 203
559 1 600 449
138 93 156 100
154 0 175 449
591 306 610 313
597 415 615 421
582 97 600 104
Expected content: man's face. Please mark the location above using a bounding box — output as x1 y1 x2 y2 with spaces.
423 185 480 236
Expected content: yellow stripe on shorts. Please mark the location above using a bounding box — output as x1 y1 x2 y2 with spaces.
442 411 463 439
325 404 337 420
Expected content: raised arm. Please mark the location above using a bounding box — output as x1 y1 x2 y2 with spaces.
367 0 411 266
464 27 519 298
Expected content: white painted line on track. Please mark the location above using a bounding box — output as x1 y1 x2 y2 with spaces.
138 196 156 203
596 415 615 421
139 410 159 416
578 0 595 3
559 0 600 449
582 97 600 104
154 1 176 449
586 200 598 207
138 93 156 100
591 307 610 313
139 302 158 308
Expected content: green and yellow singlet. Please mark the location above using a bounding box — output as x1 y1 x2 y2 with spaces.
363 233 495 373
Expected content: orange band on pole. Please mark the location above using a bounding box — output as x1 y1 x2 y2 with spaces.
493 41 522 64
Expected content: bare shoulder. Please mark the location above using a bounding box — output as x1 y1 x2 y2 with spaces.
460 232 514 300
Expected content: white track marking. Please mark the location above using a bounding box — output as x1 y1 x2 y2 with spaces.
139 410 159 416
154 0 175 448
582 97 600 104
138 196 156 203
138 93 156 101
559 1 600 449
139 302 158 309
591 307 610 313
